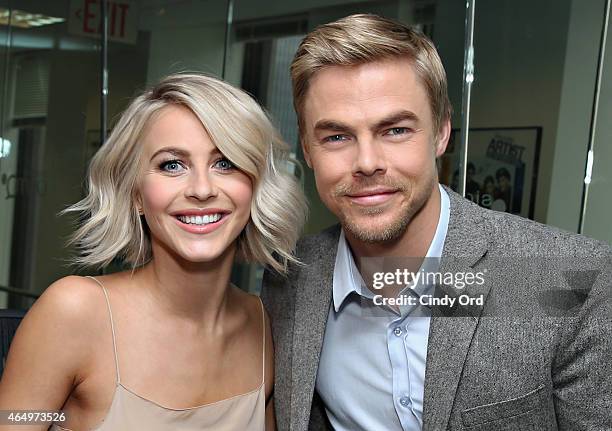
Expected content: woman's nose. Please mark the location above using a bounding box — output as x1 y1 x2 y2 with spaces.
184 169 218 201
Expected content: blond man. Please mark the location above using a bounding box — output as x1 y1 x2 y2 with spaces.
262 13 612 431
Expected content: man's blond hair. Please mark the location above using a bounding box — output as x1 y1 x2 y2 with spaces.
291 13 452 139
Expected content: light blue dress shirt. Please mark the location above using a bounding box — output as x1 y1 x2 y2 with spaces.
315 185 450 431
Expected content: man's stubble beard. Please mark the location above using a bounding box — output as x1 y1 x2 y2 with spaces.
334 174 436 244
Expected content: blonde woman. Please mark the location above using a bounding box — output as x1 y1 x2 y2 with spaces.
0 73 306 430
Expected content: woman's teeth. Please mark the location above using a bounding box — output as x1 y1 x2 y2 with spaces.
177 214 222 225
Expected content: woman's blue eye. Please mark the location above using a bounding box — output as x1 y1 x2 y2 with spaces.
159 160 184 173
214 158 234 170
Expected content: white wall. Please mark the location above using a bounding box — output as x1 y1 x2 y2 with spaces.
140 0 228 84
547 0 604 233
582 3 612 244
234 0 380 21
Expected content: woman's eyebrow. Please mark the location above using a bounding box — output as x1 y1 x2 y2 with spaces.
149 147 190 161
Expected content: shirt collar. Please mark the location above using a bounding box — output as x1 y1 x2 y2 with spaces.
332 229 366 311
332 184 451 312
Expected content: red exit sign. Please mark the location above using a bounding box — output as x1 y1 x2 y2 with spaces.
69 0 138 44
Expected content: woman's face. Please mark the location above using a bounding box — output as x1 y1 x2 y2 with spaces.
136 105 253 263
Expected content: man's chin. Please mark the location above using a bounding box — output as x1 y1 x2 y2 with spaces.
342 216 410 244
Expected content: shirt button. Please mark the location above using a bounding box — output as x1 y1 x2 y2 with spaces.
399 396 410 407
393 327 403 336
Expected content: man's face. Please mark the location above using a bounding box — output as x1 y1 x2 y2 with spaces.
301 58 450 243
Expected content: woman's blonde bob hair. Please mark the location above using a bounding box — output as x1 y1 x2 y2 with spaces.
63 73 307 273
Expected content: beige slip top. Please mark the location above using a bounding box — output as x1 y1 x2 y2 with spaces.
50 276 266 431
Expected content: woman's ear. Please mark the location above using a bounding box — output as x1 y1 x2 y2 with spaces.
133 192 143 215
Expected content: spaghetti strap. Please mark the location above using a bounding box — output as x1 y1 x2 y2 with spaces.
86 276 121 384
258 297 265 386
48 284 268 430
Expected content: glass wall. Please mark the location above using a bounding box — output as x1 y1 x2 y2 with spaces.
1 0 102 309
0 0 231 307
0 0 610 309
439 0 610 234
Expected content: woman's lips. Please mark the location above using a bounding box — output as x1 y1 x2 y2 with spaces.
173 213 229 234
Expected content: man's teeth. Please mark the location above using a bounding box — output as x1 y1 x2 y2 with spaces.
177 214 222 225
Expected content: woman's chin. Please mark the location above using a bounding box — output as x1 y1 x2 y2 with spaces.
177 251 224 264
175 243 236 265
150 233 239 265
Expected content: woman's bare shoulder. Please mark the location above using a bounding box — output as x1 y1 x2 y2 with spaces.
13 275 109 356
35 275 108 323
13 276 115 360
0 276 108 405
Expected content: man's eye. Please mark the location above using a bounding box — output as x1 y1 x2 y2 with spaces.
159 160 185 172
386 127 409 136
214 158 234 170
323 134 348 143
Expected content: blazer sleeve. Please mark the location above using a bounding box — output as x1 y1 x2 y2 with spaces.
261 265 297 431
552 251 612 430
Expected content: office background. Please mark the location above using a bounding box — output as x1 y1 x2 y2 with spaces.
0 0 610 309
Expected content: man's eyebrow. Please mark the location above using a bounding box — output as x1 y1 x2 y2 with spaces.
313 110 420 136
373 110 419 131
313 120 356 135
149 147 190 161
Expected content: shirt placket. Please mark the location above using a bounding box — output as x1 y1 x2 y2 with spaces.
387 314 415 431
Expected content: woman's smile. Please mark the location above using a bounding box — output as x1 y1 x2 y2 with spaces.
172 210 231 234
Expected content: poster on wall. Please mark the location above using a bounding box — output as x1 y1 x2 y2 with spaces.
439 127 542 220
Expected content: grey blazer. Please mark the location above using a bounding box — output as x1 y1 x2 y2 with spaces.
261 187 612 431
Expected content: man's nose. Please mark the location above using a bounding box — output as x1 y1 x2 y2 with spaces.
352 138 387 177
184 169 218 201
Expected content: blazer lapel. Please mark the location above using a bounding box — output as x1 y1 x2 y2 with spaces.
291 226 339 431
422 189 492 431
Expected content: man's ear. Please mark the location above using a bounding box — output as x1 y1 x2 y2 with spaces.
301 137 313 169
435 118 452 157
